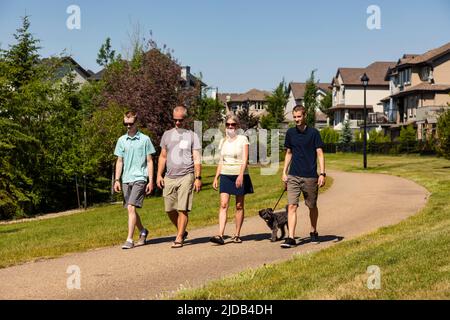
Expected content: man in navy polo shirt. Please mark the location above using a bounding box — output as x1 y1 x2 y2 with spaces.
281 105 326 248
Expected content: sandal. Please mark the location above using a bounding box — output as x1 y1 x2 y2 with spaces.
209 235 224 245
171 241 183 248
231 236 242 243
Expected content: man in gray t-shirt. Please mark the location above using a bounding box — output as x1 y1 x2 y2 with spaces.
157 105 202 248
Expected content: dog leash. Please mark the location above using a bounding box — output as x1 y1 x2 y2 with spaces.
272 189 286 212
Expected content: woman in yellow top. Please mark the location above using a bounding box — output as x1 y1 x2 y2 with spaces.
210 114 254 245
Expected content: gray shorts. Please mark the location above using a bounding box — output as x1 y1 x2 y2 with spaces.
122 180 146 208
287 175 319 208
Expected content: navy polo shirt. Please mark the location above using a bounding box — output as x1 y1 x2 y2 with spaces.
284 126 324 178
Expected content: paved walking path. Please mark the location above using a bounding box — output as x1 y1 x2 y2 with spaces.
0 170 429 299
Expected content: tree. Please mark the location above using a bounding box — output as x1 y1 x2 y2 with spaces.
192 96 225 131
0 16 94 218
101 42 198 145
339 120 353 144
1 15 41 90
261 79 288 129
304 70 318 127
96 37 116 67
237 109 259 131
437 109 450 159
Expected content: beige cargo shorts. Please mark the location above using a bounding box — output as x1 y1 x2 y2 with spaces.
163 173 195 212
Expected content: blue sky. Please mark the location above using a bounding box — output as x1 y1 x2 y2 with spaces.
1 0 449 92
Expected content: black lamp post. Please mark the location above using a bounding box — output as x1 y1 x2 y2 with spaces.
360 73 370 169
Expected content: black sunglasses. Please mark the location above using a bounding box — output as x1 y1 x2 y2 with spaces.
226 122 237 127
123 121 135 127
173 118 185 123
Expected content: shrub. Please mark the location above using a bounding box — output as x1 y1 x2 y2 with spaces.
398 125 417 153
320 127 339 143
436 109 450 159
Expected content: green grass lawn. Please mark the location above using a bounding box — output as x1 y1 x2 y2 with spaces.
0 164 333 269
176 154 450 299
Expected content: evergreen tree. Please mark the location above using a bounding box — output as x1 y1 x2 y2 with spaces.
339 119 353 144
236 108 259 131
262 79 288 129
2 15 41 90
304 70 318 127
0 16 91 217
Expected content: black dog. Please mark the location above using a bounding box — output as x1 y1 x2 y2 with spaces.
258 206 288 242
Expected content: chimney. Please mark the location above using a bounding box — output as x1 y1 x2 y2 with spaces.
181 66 190 81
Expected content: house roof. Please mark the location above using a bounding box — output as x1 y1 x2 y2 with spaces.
315 111 328 122
334 61 396 86
396 42 450 68
329 104 374 111
43 56 92 80
218 89 271 104
389 83 450 98
289 82 331 100
385 42 450 79
90 68 105 81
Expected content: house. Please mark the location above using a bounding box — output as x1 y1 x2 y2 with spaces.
382 42 450 140
285 82 331 128
218 89 271 117
44 56 93 86
330 61 396 133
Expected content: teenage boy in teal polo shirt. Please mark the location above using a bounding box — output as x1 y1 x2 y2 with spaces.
114 111 156 249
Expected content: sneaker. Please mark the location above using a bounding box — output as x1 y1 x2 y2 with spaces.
137 228 149 246
310 232 320 244
121 240 134 249
209 235 225 245
280 237 296 248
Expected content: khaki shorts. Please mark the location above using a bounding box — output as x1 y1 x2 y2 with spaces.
287 175 319 208
163 173 195 212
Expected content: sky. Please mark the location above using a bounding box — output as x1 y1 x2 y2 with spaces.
1 0 449 93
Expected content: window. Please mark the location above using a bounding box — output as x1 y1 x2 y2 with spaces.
399 68 411 86
421 66 433 82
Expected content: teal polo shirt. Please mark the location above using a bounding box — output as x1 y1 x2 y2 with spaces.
114 131 156 183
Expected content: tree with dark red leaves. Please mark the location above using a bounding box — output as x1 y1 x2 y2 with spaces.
101 46 199 145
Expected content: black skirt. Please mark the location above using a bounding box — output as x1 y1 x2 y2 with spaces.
219 174 254 196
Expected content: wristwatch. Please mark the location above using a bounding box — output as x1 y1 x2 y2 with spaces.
114 179 121 182
319 173 326 177
195 176 202 180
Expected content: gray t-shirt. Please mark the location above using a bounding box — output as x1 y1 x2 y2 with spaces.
160 128 201 178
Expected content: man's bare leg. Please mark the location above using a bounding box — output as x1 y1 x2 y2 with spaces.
287 204 298 239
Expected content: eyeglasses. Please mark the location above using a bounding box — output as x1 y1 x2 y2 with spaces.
225 122 237 128
123 122 135 127
173 118 185 123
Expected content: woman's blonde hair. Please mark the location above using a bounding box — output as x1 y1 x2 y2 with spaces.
225 113 240 127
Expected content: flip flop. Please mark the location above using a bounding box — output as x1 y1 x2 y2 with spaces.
230 236 242 243
171 241 183 248
209 235 224 245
